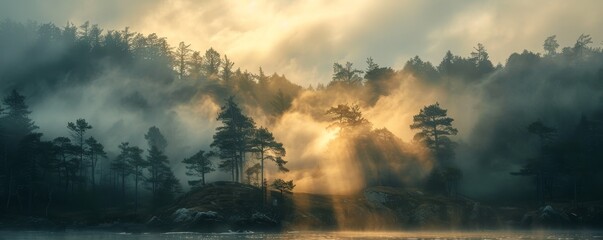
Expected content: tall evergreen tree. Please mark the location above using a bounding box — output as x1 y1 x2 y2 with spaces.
1 90 38 210
145 145 179 205
249 127 287 191
512 120 558 205
175 41 191 79
52 137 77 194
127 146 145 212
470 43 495 76
211 97 255 182
410 103 458 164
543 35 559 56
410 103 460 196
326 104 371 132
67 119 92 185
403 56 440 82
202 47 221 78
331 62 363 86
156 167 181 205
188 51 204 80
110 142 131 204
221 55 234 82
144 126 167 152
85 137 106 190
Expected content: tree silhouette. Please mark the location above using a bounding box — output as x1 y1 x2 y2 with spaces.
512 120 558 205
470 43 495 76
271 89 292 115
1 90 38 210
202 47 221 78
221 55 234 82
211 97 255 182
245 163 261 186
145 126 167 153
127 145 145 212
410 102 458 163
574 34 592 50
249 127 287 192
437 51 455 75
85 136 106 190
326 104 371 132
332 62 363 86
110 142 131 204
188 51 204 80
543 35 559 56
175 41 191 79
145 145 179 205
67 118 92 185
155 166 181 205
403 56 440 82
363 58 395 104
52 137 77 194
271 178 295 198
411 103 460 195
182 150 215 186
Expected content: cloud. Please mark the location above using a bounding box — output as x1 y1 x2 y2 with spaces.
2 0 602 85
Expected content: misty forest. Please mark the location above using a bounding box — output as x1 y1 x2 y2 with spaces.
1 19 603 232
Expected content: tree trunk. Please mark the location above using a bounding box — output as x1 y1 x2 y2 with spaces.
134 169 138 213
62 156 69 195
432 121 439 163
28 155 35 215
260 151 264 190
91 154 95 191
238 153 242 183
45 188 53 217
573 175 578 206
231 159 235 182
79 135 84 189
121 169 126 205
261 150 265 203
28 178 33 215
5 171 12 210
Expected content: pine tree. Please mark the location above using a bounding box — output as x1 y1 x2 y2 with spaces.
144 126 167 152
85 137 106 190
127 146 145 212
146 145 179 205
410 103 460 196
67 119 92 186
110 142 131 204
271 178 295 198
1 90 38 210
410 102 458 164
175 41 191 79
211 97 255 182
249 127 287 191
182 150 215 186
52 137 76 194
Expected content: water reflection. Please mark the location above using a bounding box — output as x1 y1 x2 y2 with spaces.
1 231 602 240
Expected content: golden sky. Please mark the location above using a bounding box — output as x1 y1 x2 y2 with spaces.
2 0 602 86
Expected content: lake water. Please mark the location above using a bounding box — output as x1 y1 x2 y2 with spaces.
1 230 602 240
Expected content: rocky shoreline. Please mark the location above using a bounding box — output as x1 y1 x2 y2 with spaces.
1 182 602 232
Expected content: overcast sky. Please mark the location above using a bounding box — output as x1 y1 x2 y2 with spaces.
1 0 602 86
